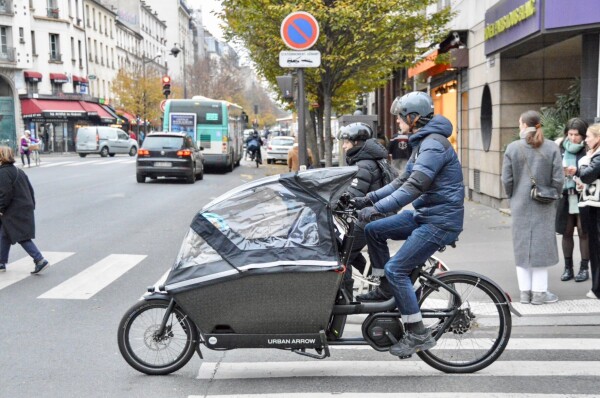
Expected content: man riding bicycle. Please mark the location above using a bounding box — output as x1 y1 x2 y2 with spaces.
352 91 464 357
245 130 263 164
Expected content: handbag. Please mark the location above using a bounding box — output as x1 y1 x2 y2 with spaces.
518 144 559 204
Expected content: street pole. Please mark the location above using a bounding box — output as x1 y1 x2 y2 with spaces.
297 68 307 169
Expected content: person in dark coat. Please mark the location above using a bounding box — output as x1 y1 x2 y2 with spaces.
0 146 49 274
352 92 464 358
555 118 590 282
336 123 387 297
568 123 600 300
502 111 563 305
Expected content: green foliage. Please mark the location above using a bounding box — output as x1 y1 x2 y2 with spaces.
112 66 164 126
540 79 580 141
220 0 453 165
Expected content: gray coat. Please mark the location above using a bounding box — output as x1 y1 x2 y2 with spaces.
501 138 563 268
0 163 36 244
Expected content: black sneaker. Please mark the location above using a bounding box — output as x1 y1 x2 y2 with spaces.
0 263 5 272
31 259 49 274
389 330 436 357
355 287 393 302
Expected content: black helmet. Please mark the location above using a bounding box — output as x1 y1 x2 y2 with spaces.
390 91 434 128
337 122 373 141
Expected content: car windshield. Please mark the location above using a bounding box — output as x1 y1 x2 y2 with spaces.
271 139 294 146
143 136 184 150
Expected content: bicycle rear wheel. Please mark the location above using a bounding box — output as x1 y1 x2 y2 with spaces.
117 299 198 375
417 273 511 373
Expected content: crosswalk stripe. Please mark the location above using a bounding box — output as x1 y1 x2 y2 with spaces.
65 160 105 166
197 360 600 379
38 254 146 299
189 394 598 398
39 161 75 168
0 252 74 291
93 159 136 165
328 338 600 350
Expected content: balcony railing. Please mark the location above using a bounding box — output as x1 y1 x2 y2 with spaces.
0 47 16 63
0 0 13 15
47 7 59 18
49 52 62 62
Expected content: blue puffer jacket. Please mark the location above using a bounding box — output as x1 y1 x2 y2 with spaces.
368 115 464 232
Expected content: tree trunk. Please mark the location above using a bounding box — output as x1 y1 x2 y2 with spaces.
317 106 324 162
306 108 320 168
323 91 333 167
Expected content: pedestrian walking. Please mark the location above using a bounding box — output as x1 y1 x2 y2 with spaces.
555 118 590 283
387 132 411 172
20 130 31 168
567 123 600 300
501 110 563 305
287 142 314 172
0 146 49 274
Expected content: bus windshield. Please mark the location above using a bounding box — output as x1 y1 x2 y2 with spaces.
169 101 223 125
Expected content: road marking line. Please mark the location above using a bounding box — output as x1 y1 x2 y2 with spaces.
65 160 105 166
0 252 75 291
329 338 600 350
189 394 600 398
93 159 135 165
39 161 75 168
197 361 600 379
38 254 146 299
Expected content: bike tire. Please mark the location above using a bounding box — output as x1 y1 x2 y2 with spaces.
117 300 199 375
417 273 511 373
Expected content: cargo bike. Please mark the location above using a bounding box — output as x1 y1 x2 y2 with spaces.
117 167 518 375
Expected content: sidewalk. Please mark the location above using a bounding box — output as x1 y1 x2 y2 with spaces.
358 199 600 326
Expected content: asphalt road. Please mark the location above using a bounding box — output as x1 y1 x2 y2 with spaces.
0 154 598 398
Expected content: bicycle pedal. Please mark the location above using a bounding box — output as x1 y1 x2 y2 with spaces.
397 354 412 359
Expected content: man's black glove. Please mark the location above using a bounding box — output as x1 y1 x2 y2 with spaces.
358 206 383 223
351 195 373 210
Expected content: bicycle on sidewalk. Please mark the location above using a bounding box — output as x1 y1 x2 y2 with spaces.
29 141 41 167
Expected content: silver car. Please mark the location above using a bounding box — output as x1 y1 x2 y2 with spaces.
76 126 138 158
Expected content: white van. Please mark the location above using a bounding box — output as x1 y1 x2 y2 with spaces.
76 126 138 158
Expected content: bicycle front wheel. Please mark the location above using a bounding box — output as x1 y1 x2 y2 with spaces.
417 273 511 373
117 299 199 375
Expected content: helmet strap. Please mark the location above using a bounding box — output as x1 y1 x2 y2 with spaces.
406 115 421 132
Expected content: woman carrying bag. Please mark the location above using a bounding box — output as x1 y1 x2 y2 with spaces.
556 118 590 282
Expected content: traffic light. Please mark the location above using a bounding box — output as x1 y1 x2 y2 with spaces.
162 75 171 98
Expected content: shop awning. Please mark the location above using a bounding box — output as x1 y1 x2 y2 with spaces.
72 75 89 84
49 73 69 83
117 110 138 125
100 104 120 122
79 101 116 123
24 71 42 81
407 49 450 79
20 99 87 119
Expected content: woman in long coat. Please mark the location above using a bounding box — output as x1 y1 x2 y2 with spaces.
502 110 563 305
0 146 48 274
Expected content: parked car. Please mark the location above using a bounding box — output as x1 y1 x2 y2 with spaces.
266 136 295 164
136 132 204 184
76 126 138 157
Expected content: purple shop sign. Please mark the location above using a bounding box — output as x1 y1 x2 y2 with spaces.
485 0 541 56
545 0 600 30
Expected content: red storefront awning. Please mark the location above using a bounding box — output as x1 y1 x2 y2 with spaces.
20 99 87 119
49 73 69 83
24 71 42 82
72 75 82 83
117 110 138 125
79 101 116 123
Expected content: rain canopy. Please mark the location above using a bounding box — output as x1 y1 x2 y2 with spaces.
164 167 359 293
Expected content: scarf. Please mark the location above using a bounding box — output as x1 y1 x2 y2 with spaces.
563 139 584 192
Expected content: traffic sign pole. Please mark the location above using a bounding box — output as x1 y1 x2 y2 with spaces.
297 68 307 170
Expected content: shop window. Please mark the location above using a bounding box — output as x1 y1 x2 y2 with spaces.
480 84 492 152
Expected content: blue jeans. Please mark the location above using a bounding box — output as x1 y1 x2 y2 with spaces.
364 210 460 323
0 227 43 264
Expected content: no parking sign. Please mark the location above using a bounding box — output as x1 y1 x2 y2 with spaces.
280 11 319 50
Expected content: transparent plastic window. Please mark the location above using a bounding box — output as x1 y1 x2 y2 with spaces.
175 229 224 269
202 183 319 250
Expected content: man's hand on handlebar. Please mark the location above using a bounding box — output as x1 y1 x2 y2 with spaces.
351 195 373 210
358 206 384 223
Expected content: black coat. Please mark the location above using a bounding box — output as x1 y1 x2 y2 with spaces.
555 139 589 234
0 163 36 244
344 138 388 199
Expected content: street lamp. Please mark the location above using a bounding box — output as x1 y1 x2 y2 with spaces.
141 52 162 141
170 43 186 99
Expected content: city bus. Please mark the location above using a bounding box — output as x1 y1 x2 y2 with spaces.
162 97 246 171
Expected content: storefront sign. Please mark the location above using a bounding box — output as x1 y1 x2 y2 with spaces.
169 113 197 135
484 0 541 55
545 0 600 30
43 111 86 118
